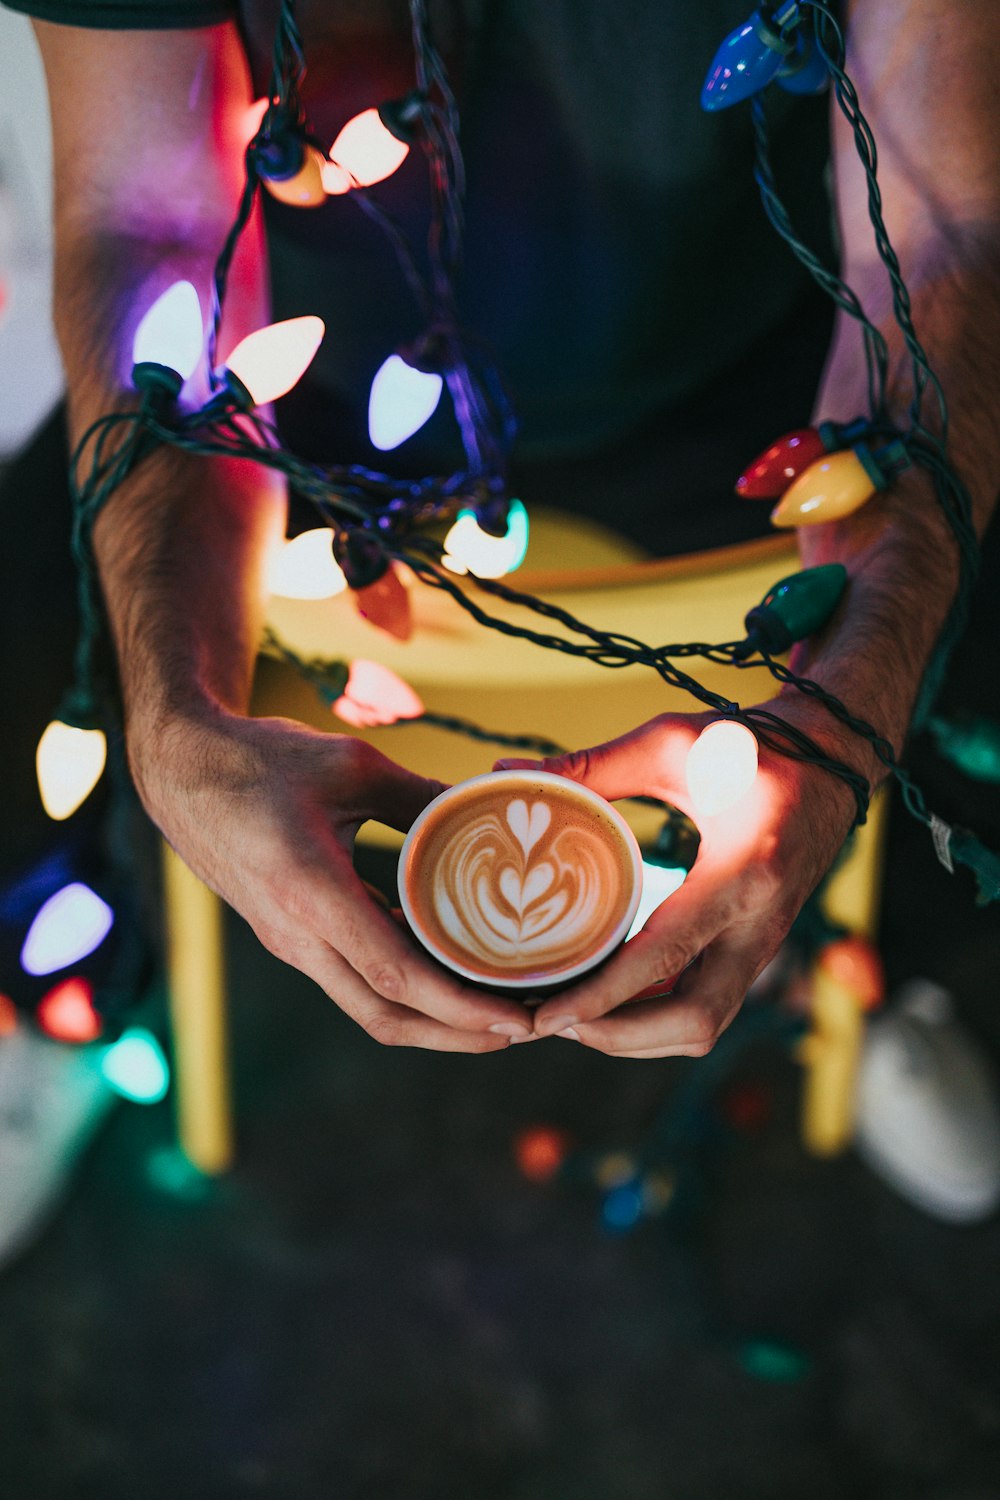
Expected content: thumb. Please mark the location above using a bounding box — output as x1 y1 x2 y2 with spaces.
352 746 449 834
496 716 700 804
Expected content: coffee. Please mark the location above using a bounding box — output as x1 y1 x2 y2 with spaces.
399 771 641 988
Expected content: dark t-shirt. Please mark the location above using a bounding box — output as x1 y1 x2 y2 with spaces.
5 0 836 553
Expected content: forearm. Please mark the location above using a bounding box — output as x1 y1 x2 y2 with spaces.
785 248 1000 789
782 2 1000 786
56 230 285 760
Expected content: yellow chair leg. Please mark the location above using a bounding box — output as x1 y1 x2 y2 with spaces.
161 842 234 1175
800 788 890 1157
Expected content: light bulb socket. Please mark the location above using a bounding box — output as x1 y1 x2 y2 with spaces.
645 814 700 872
474 495 513 539
219 369 255 410
854 437 910 491
377 90 426 143
254 130 307 183
53 688 100 732
751 5 797 56
401 326 450 375
131 361 184 401
333 528 389 590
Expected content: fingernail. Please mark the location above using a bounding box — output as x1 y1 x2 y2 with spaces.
557 1027 581 1041
509 1033 538 1045
490 1022 532 1038
538 1014 579 1037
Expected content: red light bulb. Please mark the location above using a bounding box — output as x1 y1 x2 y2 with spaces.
514 1125 572 1183
736 427 829 499
352 566 413 641
37 977 103 1043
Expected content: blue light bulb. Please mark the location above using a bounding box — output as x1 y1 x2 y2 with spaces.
20 881 114 977
777 32 830 95
368 352 444 451
701 10 792 111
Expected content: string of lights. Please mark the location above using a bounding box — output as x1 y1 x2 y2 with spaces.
39 0 1000 904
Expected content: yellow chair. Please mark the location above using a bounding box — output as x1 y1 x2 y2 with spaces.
163 511 887 1172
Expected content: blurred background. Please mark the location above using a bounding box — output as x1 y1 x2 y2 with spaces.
2 11 1000 1497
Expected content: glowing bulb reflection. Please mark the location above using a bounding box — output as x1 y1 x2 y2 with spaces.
685 721 759 819
36 720 107 821
223 316 325 405
368 353 443 450
442 500 530 578
328 108 410 187
132 280 203 380
20 883 115 977
267 530 348 599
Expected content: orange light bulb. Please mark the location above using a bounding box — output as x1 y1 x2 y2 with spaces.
37 977 103 1043
223 316 325 405
262 145 328 207
352 565 413 641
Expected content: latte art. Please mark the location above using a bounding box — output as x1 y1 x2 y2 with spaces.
401 775 641 985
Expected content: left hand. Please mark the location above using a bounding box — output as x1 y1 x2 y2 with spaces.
496 696 864 1058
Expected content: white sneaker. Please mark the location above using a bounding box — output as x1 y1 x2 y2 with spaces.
854 980 1000 1224
0 1017 116 1270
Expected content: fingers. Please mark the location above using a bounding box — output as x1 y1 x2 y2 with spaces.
294 939 516 1054
495 715 700 805
347 741 448 834
260 854 535 1039
531 867 730 1035
551 934 769 1059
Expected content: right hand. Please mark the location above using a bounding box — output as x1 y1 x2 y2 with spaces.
130 707 535 1051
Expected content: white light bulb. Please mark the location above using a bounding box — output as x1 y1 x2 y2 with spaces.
224 316 325 405
442 500 530 578
20 882 115 977
132 280 204 379
329 108 410 187
36 720 107 820
368 353 443 450
685 721 759 819
267 530 348 599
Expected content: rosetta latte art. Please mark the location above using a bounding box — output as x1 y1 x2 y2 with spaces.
430 796 628 976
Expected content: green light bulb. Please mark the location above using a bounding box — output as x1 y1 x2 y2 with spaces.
101 1028 170 1105
740 563 848 655
928 716 1000 783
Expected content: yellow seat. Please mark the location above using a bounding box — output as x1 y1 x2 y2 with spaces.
163 510 887 1171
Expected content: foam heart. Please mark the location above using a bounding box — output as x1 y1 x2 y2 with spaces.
506 798 551 859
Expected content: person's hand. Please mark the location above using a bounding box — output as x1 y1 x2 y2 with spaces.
131 707 535 1051
496 696 864 1058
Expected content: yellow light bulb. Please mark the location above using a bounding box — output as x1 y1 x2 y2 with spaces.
262 145 328 207
685 721 759 819
267 530 348 599
224 316 325 405
36 720 107 821
770 449 880 528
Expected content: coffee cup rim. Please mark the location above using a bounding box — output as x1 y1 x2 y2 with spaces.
397 769 643 990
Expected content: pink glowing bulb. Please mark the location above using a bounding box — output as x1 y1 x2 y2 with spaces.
332 659 425 728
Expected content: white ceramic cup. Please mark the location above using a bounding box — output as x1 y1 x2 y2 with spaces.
398 769 643 990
